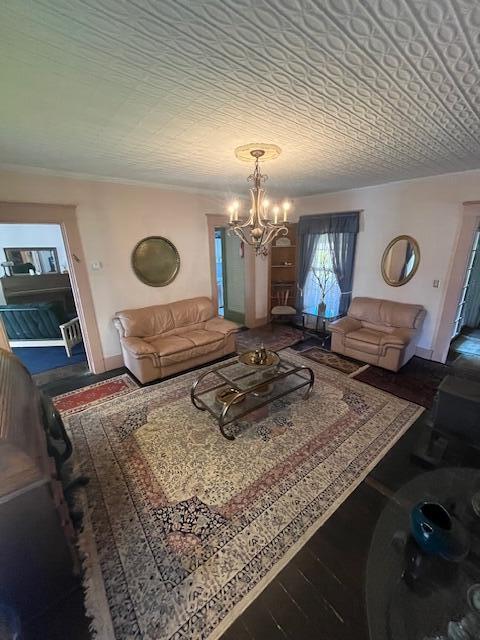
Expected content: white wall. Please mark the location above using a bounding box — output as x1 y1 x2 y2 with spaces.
0 222 68 270
0 170 221 359
294 170 480 355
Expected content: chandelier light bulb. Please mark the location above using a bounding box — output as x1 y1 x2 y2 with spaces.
272 205 280 224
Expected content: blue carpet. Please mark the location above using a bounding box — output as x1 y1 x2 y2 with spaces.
13 343 87 375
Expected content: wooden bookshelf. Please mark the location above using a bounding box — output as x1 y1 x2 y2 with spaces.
268 224 298 314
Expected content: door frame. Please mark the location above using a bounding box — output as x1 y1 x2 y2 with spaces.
432 201 480 362
206 214 255 327
0 202 105 373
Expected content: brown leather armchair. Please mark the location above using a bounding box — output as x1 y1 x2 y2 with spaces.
114 297 239 383
329 297 426 372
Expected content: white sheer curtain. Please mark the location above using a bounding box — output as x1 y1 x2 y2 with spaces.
302 234 341 316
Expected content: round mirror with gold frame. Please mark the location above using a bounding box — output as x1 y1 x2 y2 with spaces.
381 235 420 287
131 236 180 287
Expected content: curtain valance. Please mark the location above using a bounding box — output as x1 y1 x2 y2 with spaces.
298 211 360 236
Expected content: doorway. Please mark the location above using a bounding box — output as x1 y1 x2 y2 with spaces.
214 228 225 317
214 227 245 324
449 225 480 368
0 222 89 382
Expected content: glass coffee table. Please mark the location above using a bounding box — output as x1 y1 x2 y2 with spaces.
366 467 480 640
190 352 314 441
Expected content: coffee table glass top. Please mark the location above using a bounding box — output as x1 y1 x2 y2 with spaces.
197 368 312 423
190 352 315 439
367 467 480 640
215 358 298 392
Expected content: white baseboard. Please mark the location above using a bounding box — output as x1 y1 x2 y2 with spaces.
103 354 124 370
415 346 434 360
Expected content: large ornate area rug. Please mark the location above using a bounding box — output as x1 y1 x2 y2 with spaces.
54 374 139 416
67 350 423 639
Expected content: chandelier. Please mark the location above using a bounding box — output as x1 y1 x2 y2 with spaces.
227 143 291 254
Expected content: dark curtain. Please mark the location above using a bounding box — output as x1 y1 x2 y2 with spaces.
297 211 360 313
463 248 480 328
296 231 317 310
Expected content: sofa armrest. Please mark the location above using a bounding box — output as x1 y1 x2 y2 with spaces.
121 336 156 357
205 317 240 335
329 316 362 335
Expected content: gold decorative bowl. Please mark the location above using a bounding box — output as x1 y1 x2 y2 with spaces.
215 387 245 406
238 350 280 368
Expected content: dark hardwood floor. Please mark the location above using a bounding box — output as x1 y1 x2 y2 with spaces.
24 332 477 640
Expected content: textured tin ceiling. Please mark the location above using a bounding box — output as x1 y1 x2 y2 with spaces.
1 0 480 196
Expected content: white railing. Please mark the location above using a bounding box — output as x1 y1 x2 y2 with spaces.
59 317 83 357
9 317 83 357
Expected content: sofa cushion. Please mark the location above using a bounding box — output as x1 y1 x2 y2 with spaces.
147 335 194 356
170 297 214 329
116 304 174 338
159 340 224 366
204 317 239 335
182 329 224 348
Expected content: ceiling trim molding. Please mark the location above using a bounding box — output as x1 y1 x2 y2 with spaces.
0 163 230 199
296 167 480 201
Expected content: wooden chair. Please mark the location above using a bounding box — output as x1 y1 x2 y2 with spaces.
270 288 305 333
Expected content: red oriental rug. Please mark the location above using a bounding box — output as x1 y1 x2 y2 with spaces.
53 374 139 416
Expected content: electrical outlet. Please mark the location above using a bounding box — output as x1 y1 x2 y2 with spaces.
433 279 439 288
91 261 103 271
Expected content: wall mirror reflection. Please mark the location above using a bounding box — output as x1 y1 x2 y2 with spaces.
381 235 420 287
3 247 60 275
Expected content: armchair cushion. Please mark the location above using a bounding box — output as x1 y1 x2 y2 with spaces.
383 327 415 348
204 317 239 335
271 305 297 315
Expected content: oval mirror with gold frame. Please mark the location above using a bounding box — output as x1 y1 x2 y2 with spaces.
381 235 420 287
131 236 180 287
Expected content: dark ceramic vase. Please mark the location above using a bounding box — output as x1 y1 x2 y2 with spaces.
410 501 470 562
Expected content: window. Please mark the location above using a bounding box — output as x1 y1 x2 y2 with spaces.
297 211 359 317
303 234 342 316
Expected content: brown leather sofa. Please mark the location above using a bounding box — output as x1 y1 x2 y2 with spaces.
329 297 426 372
113 297 239 383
